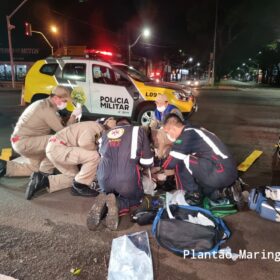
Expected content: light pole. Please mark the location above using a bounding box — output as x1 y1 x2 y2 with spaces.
210 0 219 86
32 30 54 55
6 0 29 88
128 28 150 65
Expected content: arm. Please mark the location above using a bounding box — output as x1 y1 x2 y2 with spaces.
44 110 64 132
138 127 154 167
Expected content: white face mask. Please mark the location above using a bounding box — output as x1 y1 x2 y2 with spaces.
157 106 166 112
57 102 67 110
166 133 176 142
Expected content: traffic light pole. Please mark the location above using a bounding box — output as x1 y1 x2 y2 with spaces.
32 31 54 56
6 0 29 88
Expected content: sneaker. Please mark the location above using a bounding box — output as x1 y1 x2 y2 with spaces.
0 159 7 177
105 193 119 231
184 192 203 206
86 193 107 231
25 172 49 200
71 180 99 197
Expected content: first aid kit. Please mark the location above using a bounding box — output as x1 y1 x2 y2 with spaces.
248 186 280 222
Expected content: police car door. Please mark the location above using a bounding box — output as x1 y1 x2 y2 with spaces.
60 60 91 111
89 63 134 117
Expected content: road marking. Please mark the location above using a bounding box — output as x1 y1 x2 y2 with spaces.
0 148 12 161
237 150 263 172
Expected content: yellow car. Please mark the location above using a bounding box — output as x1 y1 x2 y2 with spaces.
23 57 197 125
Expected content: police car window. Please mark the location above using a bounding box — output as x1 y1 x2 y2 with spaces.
92 65 116 85
40 63 58 76
114 71 132 87
63 63 86 82
114 65 151 82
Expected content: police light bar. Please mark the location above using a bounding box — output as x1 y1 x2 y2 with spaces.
84 49 113 56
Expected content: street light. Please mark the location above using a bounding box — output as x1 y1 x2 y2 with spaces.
50 25 58 34
128 28 150 65
196 62 200 67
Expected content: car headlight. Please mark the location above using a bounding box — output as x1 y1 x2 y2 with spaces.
187 81 191 85
194 81 199 86
172 90 191 101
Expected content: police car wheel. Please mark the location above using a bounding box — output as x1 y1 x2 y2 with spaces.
137 105 155 126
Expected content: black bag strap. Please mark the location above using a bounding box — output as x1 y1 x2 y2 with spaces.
266 198 280 216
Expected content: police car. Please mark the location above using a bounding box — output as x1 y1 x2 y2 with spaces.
22 50 197 125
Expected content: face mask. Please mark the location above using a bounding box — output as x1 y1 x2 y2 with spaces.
157 106 166 112
166 133 176 142
57 102 67 110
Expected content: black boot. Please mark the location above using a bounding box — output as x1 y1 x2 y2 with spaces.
71 180 99 197
25 172 49 200
184 192 203 206
0 159 7 177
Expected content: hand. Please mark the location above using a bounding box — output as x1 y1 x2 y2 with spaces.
71 107 82 119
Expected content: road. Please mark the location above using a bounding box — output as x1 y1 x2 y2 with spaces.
0 88 280 280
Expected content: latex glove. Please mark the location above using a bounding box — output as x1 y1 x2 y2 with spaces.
71 107 82 120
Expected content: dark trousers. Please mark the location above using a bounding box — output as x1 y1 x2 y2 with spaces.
175 155 238 195
97 165 144 212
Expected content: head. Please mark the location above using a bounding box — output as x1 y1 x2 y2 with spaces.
103 117 117 130
163 113 185 142
50 85 71 110
155 94 169 112
116 117 131 126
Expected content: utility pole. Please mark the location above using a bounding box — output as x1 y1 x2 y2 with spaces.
6 0 29 88
211 0 219 86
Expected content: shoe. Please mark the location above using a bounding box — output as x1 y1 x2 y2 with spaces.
184 192 203 206
86 193 107 231
0 159 7 177
71 180 99 197
105 193 119 230
25 172 49 200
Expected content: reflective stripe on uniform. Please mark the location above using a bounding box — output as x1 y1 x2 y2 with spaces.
140 157 154 165
185 128 228 159
130 126 139 159
170 151 192 174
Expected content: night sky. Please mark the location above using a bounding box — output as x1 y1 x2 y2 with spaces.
1 0 280 74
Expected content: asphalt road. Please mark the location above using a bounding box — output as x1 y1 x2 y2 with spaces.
0 88 280 280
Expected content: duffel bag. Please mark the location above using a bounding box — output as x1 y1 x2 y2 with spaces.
152 204 230 257
203 197 238 218
248 186 280 222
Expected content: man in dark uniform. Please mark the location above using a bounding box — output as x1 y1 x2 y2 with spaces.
87 118 154 231
162 113 242 206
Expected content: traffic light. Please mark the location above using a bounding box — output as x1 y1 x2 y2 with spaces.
24 22 32 36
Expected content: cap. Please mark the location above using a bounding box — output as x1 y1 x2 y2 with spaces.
155 94 168 103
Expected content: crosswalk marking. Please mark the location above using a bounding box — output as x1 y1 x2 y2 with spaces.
237 150 263 172
0 148 12 161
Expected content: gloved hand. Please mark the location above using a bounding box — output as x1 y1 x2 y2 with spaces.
71 107 82 120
